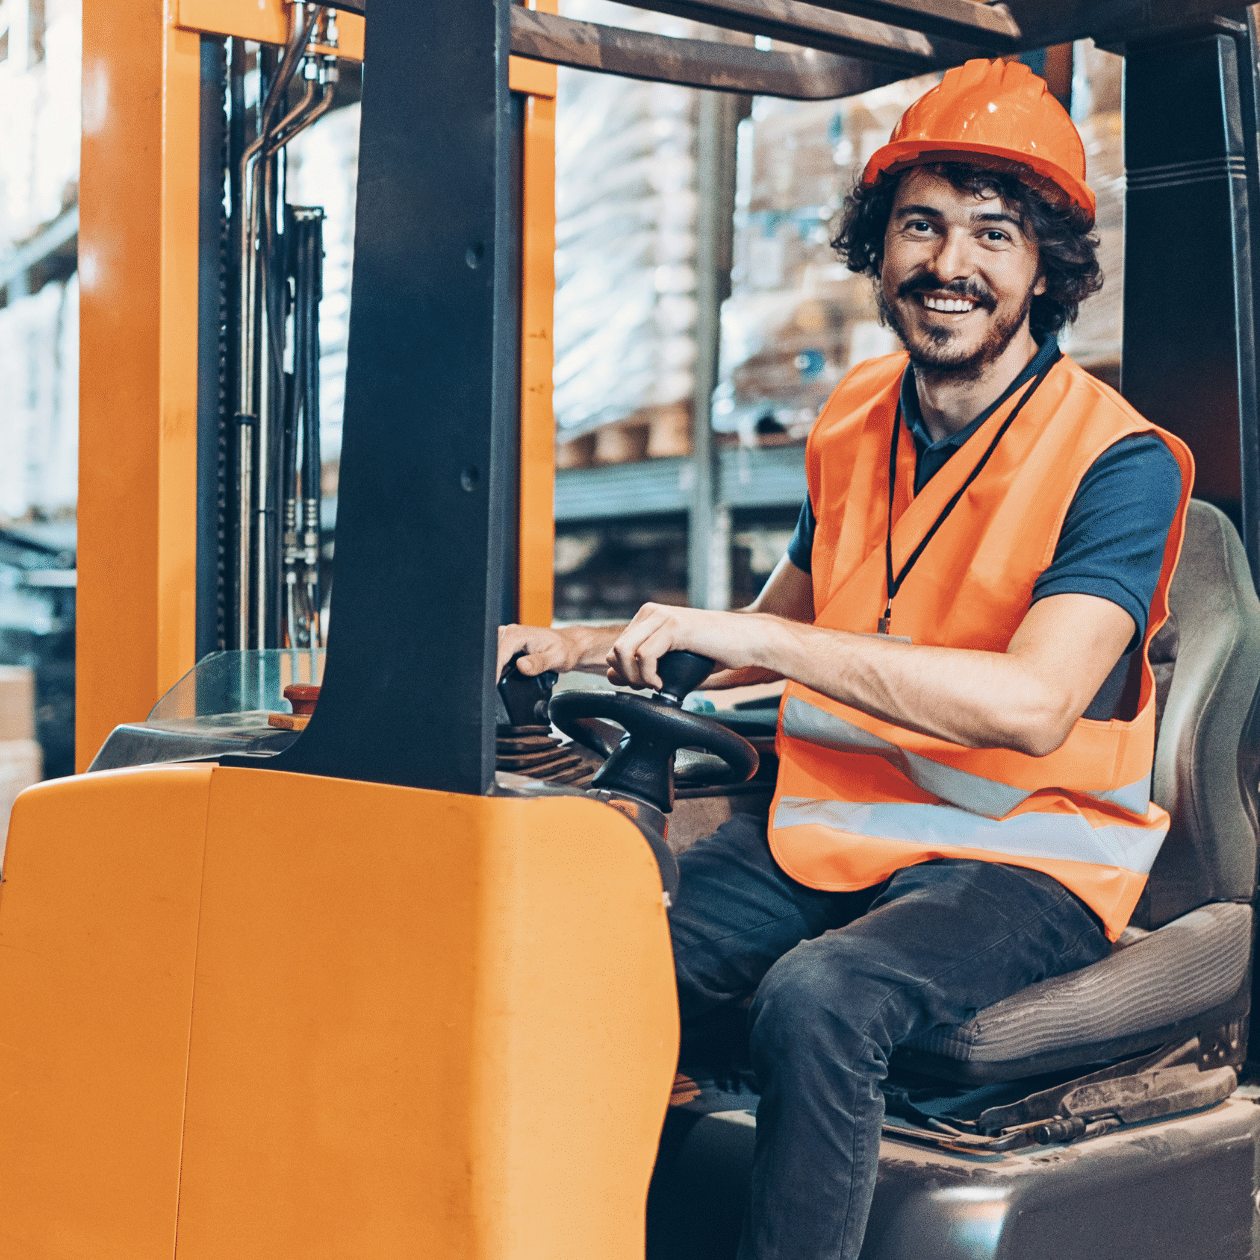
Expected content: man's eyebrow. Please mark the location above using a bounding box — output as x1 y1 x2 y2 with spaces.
973 210 1021 227
893 203 943 219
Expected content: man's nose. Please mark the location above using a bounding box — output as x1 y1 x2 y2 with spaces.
924 228 971 283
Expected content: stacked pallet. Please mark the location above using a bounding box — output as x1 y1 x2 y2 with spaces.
1060 40 1124 387
0 0 80 524
0 0 80 258
552 0 705 470
712 77 936 447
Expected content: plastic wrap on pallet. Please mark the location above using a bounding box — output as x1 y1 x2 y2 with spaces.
0 277 77 521
552 0 702 461
0 0 80 252
286 101 360 473
713 79 938 445
1060 42 1124 378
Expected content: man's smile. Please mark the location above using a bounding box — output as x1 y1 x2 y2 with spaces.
916 293 980 314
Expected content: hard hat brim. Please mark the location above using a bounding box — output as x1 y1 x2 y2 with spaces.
862 140 1096 227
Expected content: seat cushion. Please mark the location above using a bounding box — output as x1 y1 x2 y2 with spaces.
902 901 1251 1070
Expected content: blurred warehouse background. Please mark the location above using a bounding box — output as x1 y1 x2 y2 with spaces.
0 0 1124 822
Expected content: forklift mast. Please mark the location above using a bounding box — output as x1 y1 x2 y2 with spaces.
74 0 558 772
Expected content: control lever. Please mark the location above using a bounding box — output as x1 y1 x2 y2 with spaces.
654 650 715 705
497 652 559 728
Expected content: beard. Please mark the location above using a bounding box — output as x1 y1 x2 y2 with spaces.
877 276 1035 386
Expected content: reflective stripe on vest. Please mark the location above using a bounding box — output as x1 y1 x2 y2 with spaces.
781 695 1154 819
773 795 1167 876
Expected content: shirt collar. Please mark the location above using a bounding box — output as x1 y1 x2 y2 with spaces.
900 334 1060 458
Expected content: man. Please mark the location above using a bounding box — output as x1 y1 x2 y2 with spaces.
499 59 1192 1260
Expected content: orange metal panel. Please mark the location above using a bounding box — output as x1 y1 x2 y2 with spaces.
176 0 366 59
518 88 557 624
0 760 675 1256
175 0 554 93
0 765 214 1259
173 769 677 1259
77 2 201 770
173 0 563 79
510 54 558 98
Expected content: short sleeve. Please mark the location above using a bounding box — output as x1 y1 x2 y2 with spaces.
787 495 815 574
1031 434 1183 652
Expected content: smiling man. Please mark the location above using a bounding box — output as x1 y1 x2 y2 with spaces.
500 60 1193 1260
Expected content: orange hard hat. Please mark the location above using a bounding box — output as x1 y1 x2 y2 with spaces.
862 59 1095 226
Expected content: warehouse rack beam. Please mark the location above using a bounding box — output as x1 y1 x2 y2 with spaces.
626 0 1009 57
512 1 986 84
555 445 808 523
511 0 1250 99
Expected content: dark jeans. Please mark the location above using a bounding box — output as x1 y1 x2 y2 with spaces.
670 814 1110 1260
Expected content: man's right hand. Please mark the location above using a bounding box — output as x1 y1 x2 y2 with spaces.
496 623 625 680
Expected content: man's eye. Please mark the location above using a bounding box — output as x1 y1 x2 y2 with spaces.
984 230 1010 242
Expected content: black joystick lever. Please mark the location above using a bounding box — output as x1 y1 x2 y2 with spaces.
655 650 715 706
498 652 559 727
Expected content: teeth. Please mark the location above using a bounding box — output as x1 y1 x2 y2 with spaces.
921 296 976 312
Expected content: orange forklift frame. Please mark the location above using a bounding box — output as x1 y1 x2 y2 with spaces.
74 0 558 769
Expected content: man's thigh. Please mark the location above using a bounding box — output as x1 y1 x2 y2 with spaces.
671 814 881 1021
753 857 1111 1049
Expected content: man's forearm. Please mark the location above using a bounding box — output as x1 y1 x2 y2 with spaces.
562 623 630 671
751 613 1097 756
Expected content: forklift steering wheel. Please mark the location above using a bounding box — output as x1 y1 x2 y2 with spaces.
549 651 759 814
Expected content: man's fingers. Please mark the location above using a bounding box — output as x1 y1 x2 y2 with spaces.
607 619 678 690
497 625 570 678
631 626 681 691
514 651 555 677
607 620 654 688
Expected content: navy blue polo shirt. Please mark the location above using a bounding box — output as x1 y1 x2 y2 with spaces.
786 337 1183 719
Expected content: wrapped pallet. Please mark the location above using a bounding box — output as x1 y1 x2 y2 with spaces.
713 78 938 445
0 277 77 521
286 101 361 478
1060 41 1124 384
0 0 80 251
552 0 703 467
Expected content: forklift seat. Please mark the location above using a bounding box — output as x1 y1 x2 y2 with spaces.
895 500 1260 1083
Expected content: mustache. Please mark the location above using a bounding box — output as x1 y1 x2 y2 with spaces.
896 274 997 310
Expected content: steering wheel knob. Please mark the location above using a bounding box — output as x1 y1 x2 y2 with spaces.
655 650 715 706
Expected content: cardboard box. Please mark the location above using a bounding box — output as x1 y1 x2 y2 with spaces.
0 739 42 870
0 665 36 742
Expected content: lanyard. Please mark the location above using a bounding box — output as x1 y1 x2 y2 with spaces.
879 352 1061 635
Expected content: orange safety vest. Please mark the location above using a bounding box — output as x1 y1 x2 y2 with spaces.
769 351 1194 941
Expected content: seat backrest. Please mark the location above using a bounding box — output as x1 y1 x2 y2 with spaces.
1137 500 1260 928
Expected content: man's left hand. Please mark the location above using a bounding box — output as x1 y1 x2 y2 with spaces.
606 603 772 690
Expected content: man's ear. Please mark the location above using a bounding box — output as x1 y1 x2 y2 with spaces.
1034 271 1048 297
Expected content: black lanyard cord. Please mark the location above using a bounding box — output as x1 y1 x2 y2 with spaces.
880 351 1061 633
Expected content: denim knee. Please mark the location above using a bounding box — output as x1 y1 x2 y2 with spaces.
750 939 861 1062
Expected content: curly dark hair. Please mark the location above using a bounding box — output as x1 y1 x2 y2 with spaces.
832 162 1102 342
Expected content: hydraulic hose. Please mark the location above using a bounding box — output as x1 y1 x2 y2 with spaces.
234 2 320 648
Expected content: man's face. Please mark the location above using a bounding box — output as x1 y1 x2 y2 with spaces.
878 167 1046 379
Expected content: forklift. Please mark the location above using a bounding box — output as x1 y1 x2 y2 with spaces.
3 0 1260 1257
